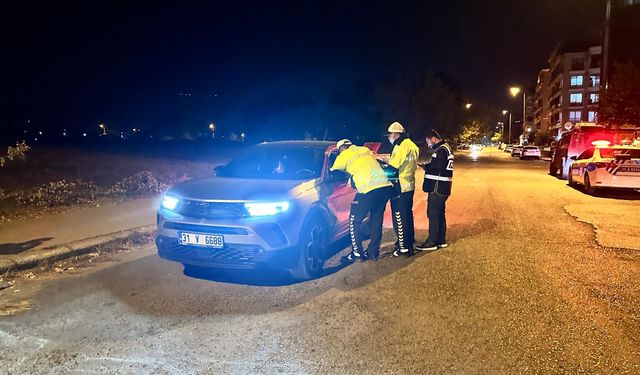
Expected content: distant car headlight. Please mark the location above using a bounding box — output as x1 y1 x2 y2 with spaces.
244 201 290 217
161 195 180 211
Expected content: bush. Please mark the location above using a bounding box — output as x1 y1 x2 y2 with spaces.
0 141 30 167
16 180 100 208
110 171 169 196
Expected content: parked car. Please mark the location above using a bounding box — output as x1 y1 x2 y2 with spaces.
520 146 541 160
510 145 523 157
156 140 359 279
470 144 483 151
568 142 640 195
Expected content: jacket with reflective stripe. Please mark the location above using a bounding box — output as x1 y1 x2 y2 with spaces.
388 136 420 193
331 145 392 194
422 141 453 195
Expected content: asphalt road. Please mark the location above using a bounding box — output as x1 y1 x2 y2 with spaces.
2 148 640 374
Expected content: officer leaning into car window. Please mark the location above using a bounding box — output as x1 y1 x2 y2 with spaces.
382 122 420 257
416 129 453 252
330 139 393 261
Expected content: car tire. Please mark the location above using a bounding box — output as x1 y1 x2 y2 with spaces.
568 169 576 187
584 173 597 195
290 216 328 280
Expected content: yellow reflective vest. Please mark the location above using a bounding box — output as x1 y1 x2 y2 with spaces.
330 145 392 194
388 137 420 192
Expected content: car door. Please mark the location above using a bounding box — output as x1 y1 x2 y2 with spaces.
324 148 356 238
574 148 595 183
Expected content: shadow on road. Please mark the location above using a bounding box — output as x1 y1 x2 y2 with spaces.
0 237 53 255
566 184 640 200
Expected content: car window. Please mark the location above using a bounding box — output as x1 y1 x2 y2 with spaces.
577 147 595 160
222 145 325 179
525 146 538 150
327 151 349 183
599 148 640 159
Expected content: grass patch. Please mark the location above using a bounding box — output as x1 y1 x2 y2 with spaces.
0 143 239 220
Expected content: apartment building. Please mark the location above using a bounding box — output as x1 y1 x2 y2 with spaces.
533 69 551 135
547 43 602 134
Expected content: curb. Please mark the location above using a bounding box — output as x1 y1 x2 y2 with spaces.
0 225 156 274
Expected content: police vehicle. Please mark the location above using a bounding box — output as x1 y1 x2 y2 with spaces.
568 141 640 195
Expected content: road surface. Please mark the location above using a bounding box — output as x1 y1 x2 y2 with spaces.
2 148 640 374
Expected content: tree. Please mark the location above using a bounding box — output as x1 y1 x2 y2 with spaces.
534 131 552 146
0 141 29 167
490 132 501 144
373 72 461 138
457 120 484 143
599 62 640 127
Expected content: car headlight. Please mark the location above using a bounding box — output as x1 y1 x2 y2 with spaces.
244 201 290 217
161 195 180 211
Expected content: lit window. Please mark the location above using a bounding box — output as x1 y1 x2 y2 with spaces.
570 75 583 87
590 93 599 104
588 111 597 122
590 75 600 87
570 93 583 104
569 111 582 122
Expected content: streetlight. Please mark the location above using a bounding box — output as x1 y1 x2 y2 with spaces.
465 102 472 110
502 110 513 144
510 86 526 139
209 123 216 139
98 123 106 136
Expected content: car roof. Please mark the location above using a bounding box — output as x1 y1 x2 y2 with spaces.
596 145 640 149
256 140 335 149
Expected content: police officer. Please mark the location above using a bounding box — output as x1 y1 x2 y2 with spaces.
330 139 393 261
416 129 453 251
383 122 420 257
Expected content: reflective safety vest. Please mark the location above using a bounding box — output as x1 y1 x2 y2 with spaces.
422 141 453 196
331 145 392 194
388 136 420 193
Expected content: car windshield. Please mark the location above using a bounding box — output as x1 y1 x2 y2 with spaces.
221 144 326 179
599 148 640 159
525 146 538 150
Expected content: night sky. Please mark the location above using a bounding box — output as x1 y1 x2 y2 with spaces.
2 0 607 139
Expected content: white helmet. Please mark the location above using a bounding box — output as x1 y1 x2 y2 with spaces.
336 139 352 149
387 121 405 134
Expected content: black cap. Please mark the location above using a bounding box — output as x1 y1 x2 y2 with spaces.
426 129 443 139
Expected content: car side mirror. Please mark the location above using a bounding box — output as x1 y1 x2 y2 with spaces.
213 164 226 176
569 156 577 160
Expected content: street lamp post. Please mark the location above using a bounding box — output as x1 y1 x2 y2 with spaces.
209 123 216 139
509 87 526 144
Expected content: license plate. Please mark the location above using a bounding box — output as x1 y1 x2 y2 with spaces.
179 232 224 248
620 167 640 173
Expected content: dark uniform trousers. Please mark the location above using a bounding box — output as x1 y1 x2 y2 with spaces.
349 186 391 258
427 192 448 245
390 190 415 251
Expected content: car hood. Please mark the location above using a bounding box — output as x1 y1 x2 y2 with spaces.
168 177 318 201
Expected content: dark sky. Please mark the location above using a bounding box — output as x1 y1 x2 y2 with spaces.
1 0 607 137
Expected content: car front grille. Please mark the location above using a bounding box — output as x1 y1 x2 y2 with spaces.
157 237 264 267
163 222 249 235
177 200 247 219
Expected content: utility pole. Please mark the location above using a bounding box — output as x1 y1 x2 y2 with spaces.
602 0 612 90
508 112 512 144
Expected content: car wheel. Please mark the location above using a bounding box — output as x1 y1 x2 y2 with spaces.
291 216 327 280
568 169 576 187
584 173 597 195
